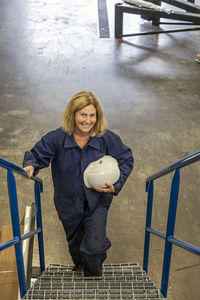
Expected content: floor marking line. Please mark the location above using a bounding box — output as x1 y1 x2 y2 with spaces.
97 0 110 38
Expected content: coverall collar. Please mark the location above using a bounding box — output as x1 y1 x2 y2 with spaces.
64 133 101 150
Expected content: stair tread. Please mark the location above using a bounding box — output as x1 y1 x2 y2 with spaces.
24 263 163 300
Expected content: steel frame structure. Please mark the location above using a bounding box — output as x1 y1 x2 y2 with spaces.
115 0 200 38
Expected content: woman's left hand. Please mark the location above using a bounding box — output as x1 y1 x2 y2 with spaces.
92 182 115 193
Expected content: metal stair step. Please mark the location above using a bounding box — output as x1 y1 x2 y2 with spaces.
33 282 156 288
29 288 159 294
24 263 163 300
38 274 150 280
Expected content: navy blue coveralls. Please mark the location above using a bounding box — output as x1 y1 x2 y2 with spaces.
23 127 134 276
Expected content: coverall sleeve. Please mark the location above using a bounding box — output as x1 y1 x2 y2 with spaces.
106 132 134 196
23 131 57 176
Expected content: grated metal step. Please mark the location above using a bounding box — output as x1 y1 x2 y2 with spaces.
24 263 164 300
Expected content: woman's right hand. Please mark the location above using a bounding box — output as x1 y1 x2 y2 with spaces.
23 165 35 178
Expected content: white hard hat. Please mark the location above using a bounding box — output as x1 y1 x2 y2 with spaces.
84 155 120 188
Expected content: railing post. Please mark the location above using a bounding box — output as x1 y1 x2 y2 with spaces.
7 170 27 298
161 169 180 298
143 180 154 273
34 181 45 272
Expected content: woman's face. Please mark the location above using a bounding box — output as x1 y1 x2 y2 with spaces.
74 104 97 135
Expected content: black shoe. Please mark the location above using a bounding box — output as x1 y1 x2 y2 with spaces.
72 265 82 271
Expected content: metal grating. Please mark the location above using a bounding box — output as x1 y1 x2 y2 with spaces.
24 263 164 299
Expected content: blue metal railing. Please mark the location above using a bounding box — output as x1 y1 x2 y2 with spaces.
143 150 200 298
0 157 45 299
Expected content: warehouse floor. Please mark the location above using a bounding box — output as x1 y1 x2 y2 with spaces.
0 1 200 299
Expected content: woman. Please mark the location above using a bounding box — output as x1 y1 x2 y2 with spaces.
23 91 133 276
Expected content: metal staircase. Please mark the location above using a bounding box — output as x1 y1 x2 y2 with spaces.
24 263 163 300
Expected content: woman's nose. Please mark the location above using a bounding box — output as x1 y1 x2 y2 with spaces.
85 115 90 122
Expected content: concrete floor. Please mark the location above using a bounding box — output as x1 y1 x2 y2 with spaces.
0 0 200 299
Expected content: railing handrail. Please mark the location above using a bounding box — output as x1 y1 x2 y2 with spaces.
146 149 200 185
0 157 42 183
0 156 45 299
0 228 42 252
143 149 200 298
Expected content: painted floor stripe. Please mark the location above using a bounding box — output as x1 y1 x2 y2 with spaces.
97 0 110 38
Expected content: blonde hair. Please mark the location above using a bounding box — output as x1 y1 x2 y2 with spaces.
62 91 107 137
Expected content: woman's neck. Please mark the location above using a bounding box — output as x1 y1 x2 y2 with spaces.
74 131 90 149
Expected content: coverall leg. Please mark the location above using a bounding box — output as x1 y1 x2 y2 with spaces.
61 200 111 276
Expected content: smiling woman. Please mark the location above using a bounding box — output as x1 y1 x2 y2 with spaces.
22 91 134 277
62 91 107 137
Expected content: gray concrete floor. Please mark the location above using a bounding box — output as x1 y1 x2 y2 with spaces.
0 0 200 299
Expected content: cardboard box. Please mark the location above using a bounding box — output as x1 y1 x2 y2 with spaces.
0 225 23 300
